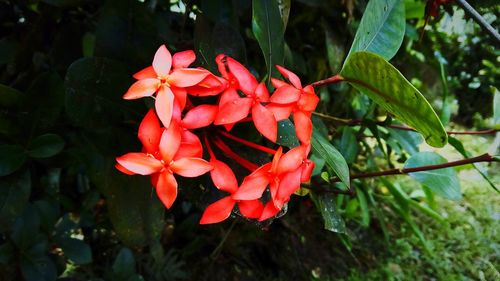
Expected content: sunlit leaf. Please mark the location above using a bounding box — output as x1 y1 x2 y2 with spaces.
341 51 447 147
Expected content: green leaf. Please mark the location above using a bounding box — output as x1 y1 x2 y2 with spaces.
82 32 96 57
311 128 350 188
276 119 299 148
404 152 461 200
59 238 92 264
356 187 370 227
0 170 31 232
387 128 422 155
252 0 285 80
65 57 131 129
341 51 447 147
346 0 405 61
0 145 26 176
28 134 65 158
448 136 498 193
113 247 136 279
311 193 346 233
339 126 359 164
211 21 247 62
20 254 57 281
0 242 14 264
493 87 499 128
324 23 345 74
277 0 291 30
0 84 23 107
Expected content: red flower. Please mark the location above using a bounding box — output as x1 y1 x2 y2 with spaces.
200 159 264 224
213 55 278 142
123 45 210 128
116 120 212 209
267 65 320 144
231 145 309 220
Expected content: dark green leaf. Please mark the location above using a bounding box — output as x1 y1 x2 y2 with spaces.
0 170 31 232
324 23 345 74
82 32 96 57
252 0 285 80
20 254 57 281
387 128 422 155
65 57 131 128
0 242 14 264
11 205 40 250
0 145 26 176
311 128 350 188
339 126 359 164
277 0 291 30
113 247 136 279
59 238 92 264
0 38 18 65
0 84 23 107
404 152 461 200
28 134 65 158
211 21 247 62
356 187 370 227
311 193 346 233
341 51 447 147
346 0 405 61
276 119 299 148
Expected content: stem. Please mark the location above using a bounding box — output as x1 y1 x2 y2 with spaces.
311 74 344 88
217 130 277 155
456 0 500 43
329 153 497 183
204 133 216 159
211 136 259 172
313 112 499 135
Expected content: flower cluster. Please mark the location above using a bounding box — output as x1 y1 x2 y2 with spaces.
116 45 319 224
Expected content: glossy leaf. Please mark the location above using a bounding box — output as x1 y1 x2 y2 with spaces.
346 0 405 61
311 193 346 233
252 0 285 79
28 134 65 158
311 129 350 188
341 51 447 147
59 238 92 264
276 119 300 148
0 171 31 232
113 247 136 279
0 145 26 176
339 126 358 164
404 152 461 200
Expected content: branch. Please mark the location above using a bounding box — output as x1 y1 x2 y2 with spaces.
311 74 344 87
456 0 500 44
331 153 498 182
312 112 499 135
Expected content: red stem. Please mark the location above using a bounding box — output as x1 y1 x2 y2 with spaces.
204 133 216 160
311 74 344 88
217 130 277 155
211 137 259 172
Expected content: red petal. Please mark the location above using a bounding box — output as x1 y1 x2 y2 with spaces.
172 50 196 69
237 200 264 219
301 159 315 182
252 103 277 142
276 65 302 89
232 172 269 200
271 147 283 175
115 163 135 175
171 87 187 110
215 54 229 79
266 103 293 121
277 145 306 174
219 88 239 107
155 86 175 128
138 109 162 154
159 121 181 163
116 153 163 175
271 78 288 89
156 171 177 209
199 196 236 224
259 201 280 221
175 130 203 159
123 78 159 100
133 66 157 80
214 97 252 125
210 159 238 193
187 75 226 96
171 157 212 177
269 85 301 104
294 111 313 144
153 45 172 77
168 68 209 87
181 105 218 129
276 168 302 208
298 88 319 112
255 82 269 102
226 56 258 95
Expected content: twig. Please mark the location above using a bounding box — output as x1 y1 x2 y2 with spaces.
311 74 344 87
456 0 500 44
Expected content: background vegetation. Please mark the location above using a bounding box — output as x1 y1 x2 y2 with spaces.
0 0 498 280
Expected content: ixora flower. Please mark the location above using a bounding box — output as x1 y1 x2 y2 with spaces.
213 55 278 142
267 65 320 144
116 113 212 209
123 45 211 128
